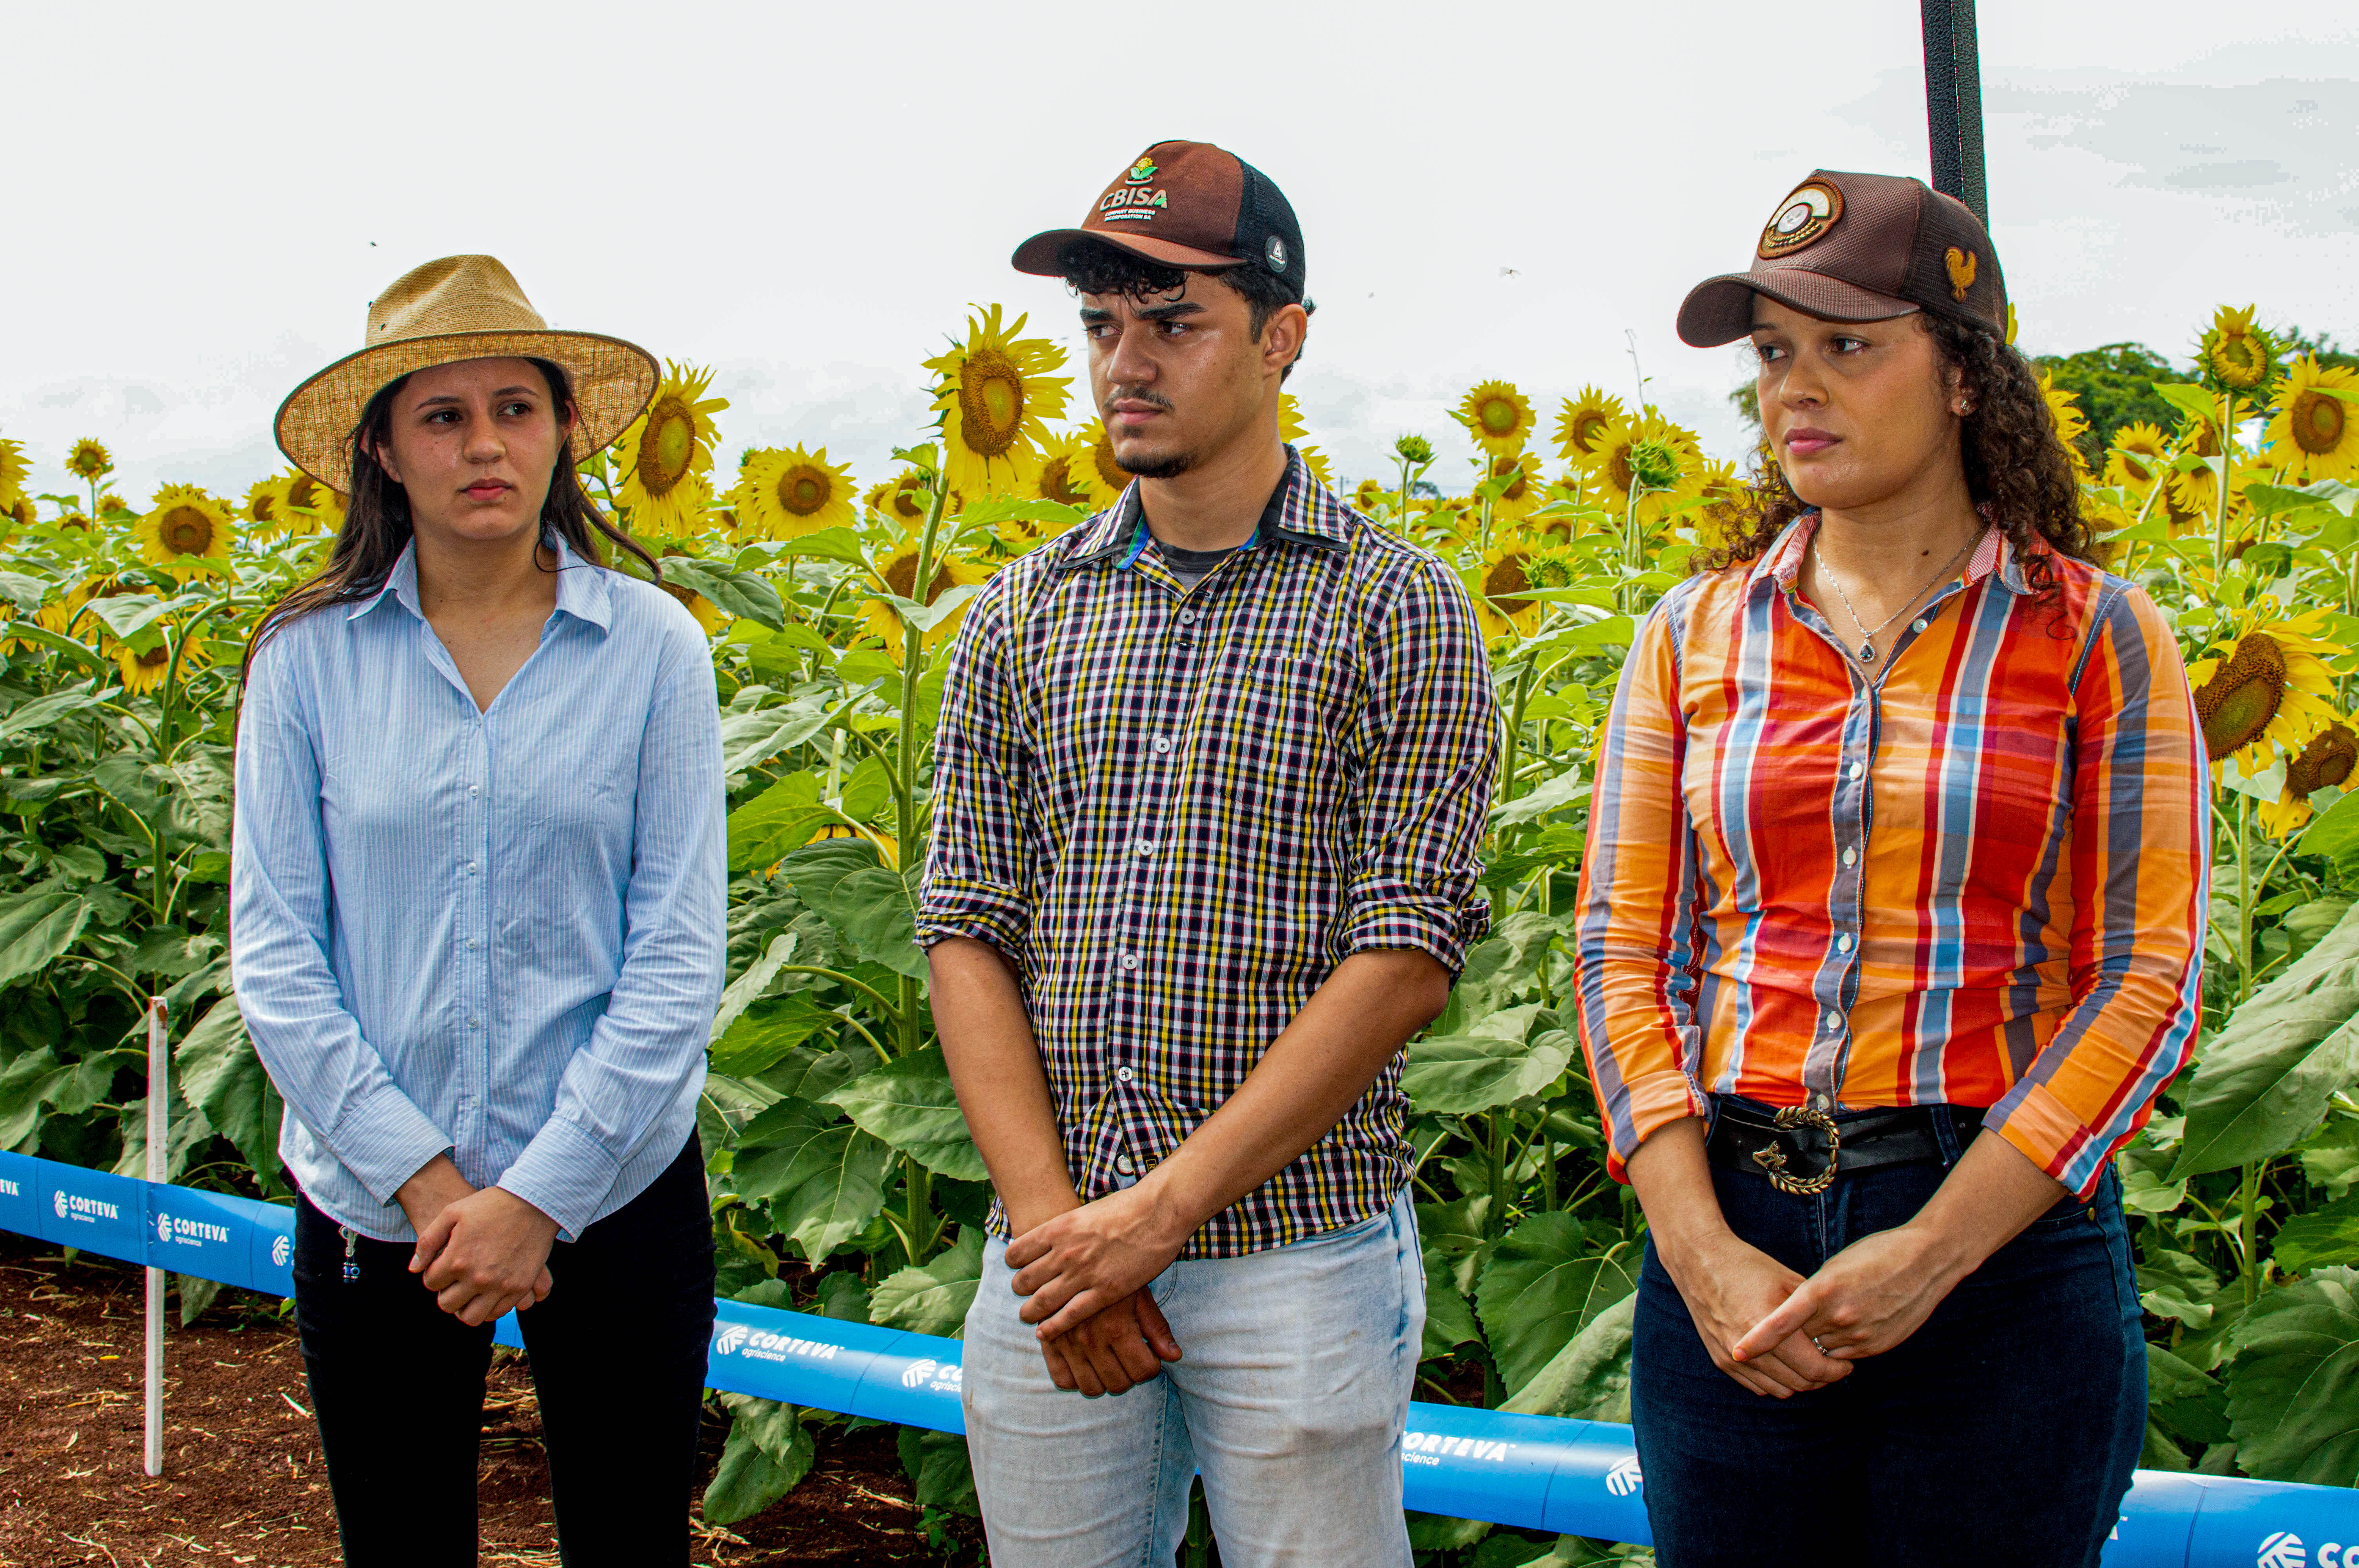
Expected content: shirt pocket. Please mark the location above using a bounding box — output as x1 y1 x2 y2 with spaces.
1201 652 1356 813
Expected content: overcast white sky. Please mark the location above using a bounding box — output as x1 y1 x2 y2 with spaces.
7 1 2357 509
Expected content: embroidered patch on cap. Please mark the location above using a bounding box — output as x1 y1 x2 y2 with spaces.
1125 158 1158 185
1758 179 1844 258
1945 246 1977 300
1266 235 1288 272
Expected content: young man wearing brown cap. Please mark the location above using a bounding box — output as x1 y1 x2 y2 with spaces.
917 140 1500 1566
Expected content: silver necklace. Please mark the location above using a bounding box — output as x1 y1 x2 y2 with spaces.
1811 530 1979 663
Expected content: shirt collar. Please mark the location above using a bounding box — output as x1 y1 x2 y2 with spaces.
346 534 613 628
1053 446 1349 572
1750 508 2023 599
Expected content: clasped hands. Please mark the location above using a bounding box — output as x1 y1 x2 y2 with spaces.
1005 1184 1186 1399
1668 1221 1970 1399
394 1154 561 1327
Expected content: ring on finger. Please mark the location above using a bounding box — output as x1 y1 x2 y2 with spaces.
1810 1335 1829 1353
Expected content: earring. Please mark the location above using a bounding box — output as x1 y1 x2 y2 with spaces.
1953 401 1972 416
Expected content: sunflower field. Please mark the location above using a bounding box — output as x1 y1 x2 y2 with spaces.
4 298 2359 1564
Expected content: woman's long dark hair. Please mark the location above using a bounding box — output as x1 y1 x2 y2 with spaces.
1700 311 2093 599
243 357 659 675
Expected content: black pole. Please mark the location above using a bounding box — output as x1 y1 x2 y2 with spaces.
1921 0 1988 225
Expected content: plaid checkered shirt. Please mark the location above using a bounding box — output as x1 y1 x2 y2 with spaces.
916 451 1500 1257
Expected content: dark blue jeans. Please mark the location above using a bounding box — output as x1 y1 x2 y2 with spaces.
1630 1106 2145 1568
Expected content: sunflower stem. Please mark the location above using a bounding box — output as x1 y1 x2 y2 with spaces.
2237 793 2254 1008
2214 390 2237 575
2241 1160 2261 1307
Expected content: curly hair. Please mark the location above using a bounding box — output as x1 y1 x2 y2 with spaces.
1702 312 2092 598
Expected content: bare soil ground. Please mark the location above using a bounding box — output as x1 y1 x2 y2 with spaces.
0 1232 980 1567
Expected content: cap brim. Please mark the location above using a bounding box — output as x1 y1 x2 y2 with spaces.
1012 227 1245 278
1677 270 1919 348
273 329 659 495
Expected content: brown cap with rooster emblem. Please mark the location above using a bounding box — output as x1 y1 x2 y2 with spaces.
1677 170 2006 347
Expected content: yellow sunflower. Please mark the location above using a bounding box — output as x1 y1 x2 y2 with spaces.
1474 530 1546 639
2185 608 2346 780
4 496 37 535
1554 387 1628 466
1352 477 1389 513
1077 418 1134 500
1483 452 1545 522
2266 356 2359 483
2101 423 2171 494
861 529 990 664
96 493 134 523
864 470 951 533
923 305 1069 496
1588 412 1704 513
116 621 208 697
2199 305 2276 394
736 446 858 540
2038 371 2091 477
134 485 235 577
2265 720 2359 836
65 438 113 482
611 362 728 534
1296 445 1336 486
1031 431 1101 512
0 438 29 512
1279 394 1311 447
1457 381 1536 457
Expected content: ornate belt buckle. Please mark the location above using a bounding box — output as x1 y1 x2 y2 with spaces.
1751 1104 1840 1195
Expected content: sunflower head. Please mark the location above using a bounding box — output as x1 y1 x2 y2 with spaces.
611 363 728 533
1032 432 1100 511
2266 356 2359 483
1484 452 1545 519
135 485 236 577
1458 381 1535 457
865 470 938 530
923 305 1070 495
736 446 857 541
861 533 990 663
1555 388 1628 466
0 438 29 511
2101 422 2170 491
65 439 114 482
1474 533 1545 639
2193 632 2287 760
2037 371 2091 476
2199 305 2277 394
1352 478 1389 513
2288 722 2359 800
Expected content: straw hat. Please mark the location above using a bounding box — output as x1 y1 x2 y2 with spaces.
274 254 659 493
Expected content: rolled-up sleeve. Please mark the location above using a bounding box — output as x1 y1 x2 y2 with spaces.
497 630 725 1238
916 579 1037 963
232 637 452 1205
1333 556 1499 977
1983 584 2206 1198
1572 598 1710 1182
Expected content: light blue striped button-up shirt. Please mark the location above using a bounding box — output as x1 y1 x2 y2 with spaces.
231 539 724 1243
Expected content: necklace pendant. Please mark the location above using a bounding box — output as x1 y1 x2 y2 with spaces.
1858 639 1876 661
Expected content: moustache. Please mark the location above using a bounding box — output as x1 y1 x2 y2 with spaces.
1101 388 1174 415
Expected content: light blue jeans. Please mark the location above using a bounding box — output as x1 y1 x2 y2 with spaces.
962 1191 1425 1568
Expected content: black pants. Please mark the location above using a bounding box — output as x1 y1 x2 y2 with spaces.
1629 1105 2145 1568
292 1137 717 1567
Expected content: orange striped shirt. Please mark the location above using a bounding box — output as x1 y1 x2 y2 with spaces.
1572 515 2206 1198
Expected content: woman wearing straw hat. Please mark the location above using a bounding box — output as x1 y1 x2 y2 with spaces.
1573 174 2205 1565
232 254 725 1566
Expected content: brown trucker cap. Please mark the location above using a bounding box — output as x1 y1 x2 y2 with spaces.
1012 140 1307 301
1677 170 2006 347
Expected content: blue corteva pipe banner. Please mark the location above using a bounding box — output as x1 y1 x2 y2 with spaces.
9 1152 2359 1566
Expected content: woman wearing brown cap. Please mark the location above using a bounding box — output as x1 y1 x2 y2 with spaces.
1572 173 2205 1565
233 256 725 1564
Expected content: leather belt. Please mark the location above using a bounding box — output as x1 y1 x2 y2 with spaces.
1705 1096 1984 1195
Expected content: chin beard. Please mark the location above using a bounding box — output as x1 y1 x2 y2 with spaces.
1120 448 1196 480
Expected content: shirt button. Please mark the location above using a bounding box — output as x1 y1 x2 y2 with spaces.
466 860 479 875
1841 847 1857 867
469 784 480 797
1115 1067 1134 1083
1135 839 1154 857
1813 1092 1833 1112
467 1018 481 1031
1846 762 1864 781
1120 953 1140 971
1116 1154 1136 1175
1836 934 1854 953
468 938 481 951
1910 618 1928 633
1178 610 1196 625
1153 736 1172 755
1824 1010 1843 1031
